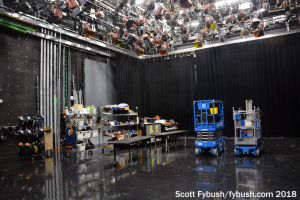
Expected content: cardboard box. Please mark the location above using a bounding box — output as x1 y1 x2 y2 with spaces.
44 126 52 132
44 127 53 151
138 130 142 136
72 104 84 113
87 105 96 114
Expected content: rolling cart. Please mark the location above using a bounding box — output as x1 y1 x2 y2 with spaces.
194 100 226 157
233 100 264 156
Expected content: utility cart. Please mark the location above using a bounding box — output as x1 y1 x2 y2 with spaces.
233 100 264 156
194 100 226 157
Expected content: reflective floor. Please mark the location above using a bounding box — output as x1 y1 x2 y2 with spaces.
0 138 300 200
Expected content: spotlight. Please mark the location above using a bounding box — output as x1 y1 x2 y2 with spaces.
193 35 203 48
219 35 225 42
135 44 145 56
253 29 264 38
81 23 96 39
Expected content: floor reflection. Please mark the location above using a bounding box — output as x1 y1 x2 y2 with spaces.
235 157 262 200
2 139 288 200
195 153 227 200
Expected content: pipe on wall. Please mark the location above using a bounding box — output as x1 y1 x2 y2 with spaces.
57 32 61 154
46 30 50 126
40 28 43 117
43 29 46 125
53 32 57 151
50 30 53 130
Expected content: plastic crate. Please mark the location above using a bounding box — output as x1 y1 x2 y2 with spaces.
77 131 84 139
84 131 91 138
91 130 98 137
76 143 85 151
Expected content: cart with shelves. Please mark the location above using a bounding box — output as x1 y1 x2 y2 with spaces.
233 100 264 156
64 112 101 157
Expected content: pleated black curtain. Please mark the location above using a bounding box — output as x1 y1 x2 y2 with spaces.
117 54 196 132
195 32 300 137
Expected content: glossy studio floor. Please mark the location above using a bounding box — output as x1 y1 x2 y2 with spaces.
0 138 300 200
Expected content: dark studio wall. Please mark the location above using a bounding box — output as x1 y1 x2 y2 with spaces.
116 32 300 138
0 26 40 157
0 24 116 157
117 55 196 133
195 32 300 138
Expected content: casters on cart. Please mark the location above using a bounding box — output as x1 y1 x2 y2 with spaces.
213 148 218 157
234 148 237 156
195 137 225 157
255 145 263 157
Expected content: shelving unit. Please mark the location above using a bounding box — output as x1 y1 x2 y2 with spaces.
100 107 139 151
64 112 101 157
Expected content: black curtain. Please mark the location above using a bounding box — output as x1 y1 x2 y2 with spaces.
195 32 300 137
117 54 196 132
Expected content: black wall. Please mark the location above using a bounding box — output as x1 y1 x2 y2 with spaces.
195 32 300 137
117 55 196 132
117 32 300 137
0 27 40 157
0 28 40 126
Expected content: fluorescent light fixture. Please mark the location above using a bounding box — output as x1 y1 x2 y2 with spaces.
215 1 225 7
191 22 199 26
136 0 144 4
179 10 184 14
226 0 238 4
239 2 251 9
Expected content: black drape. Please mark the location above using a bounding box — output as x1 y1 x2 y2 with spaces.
195 32 300 137
117 54 196 132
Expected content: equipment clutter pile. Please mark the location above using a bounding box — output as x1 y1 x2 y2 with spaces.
17 115 45 158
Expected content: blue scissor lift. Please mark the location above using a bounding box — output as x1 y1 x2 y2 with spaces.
194 100 226 157
233 100 264 156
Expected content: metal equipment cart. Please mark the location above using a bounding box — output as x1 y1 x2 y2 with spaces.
233 100 264 156
194 100 226 156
